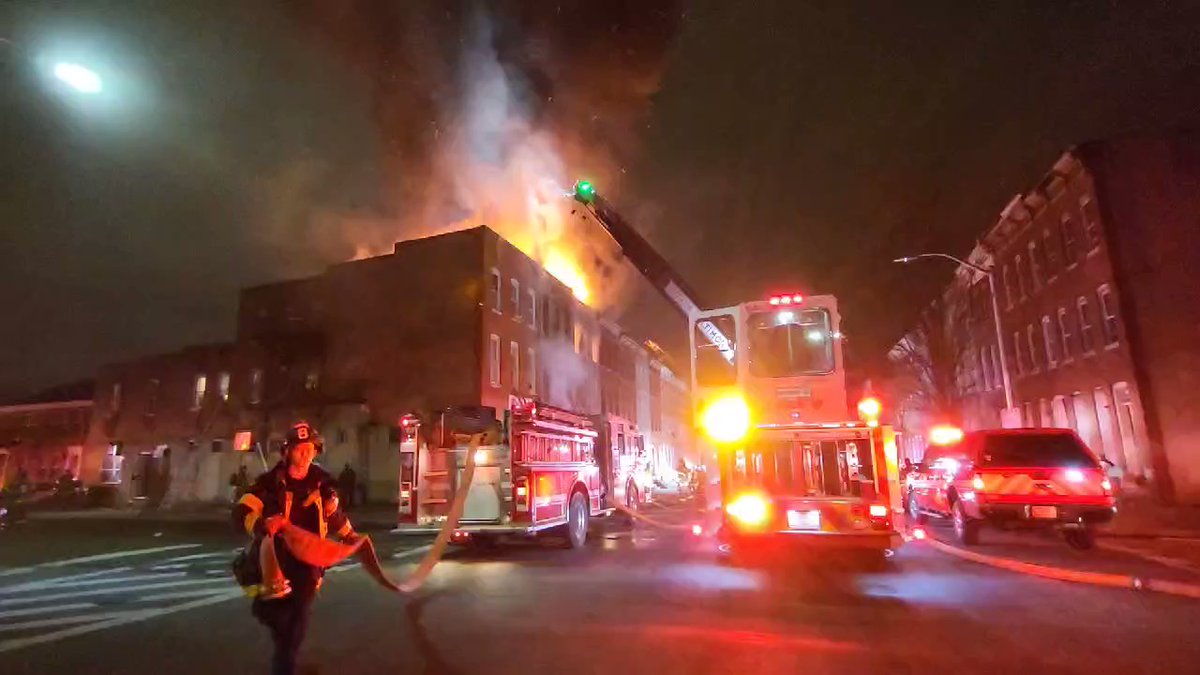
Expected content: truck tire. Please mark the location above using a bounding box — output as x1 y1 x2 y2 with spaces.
952 500 980 546
563 491 589 549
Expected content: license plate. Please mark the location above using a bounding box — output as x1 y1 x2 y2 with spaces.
1030 505 1058 519
787 510 821 530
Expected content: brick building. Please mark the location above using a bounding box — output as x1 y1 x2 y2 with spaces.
82 226 693 505
892 133 1200 502
0 394 92 490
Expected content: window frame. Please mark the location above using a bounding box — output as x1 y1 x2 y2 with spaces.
1013 330 1026 376
1080 196 1103 254
1041 316 1058 369
510 278 522 320
510 341 520 390
1057 307 1074 364
192 374 207 410
1026 323 1041 374
1097 284 1120 348
490 268 502 314
489 334 501 387
1061 213 1080 267
1077 296 1097 355
527 288 537 329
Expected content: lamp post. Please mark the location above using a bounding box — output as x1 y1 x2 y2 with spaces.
894 253 1017 424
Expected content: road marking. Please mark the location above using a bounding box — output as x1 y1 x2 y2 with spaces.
0 568 34 579
0 589 244 654
158 551 229 564
40 544 202 568
328 563 361 574
135 588 235 603
389 544 433 561
150 563 191 571
0 577 229 607
0 567 132 594
0 571 183 594
0 602 97 620
0 610 136 633
1098 541 1200 575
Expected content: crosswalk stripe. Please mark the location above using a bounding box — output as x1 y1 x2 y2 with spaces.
135 588 236 603
0 567 132 594
158 551 229 564
41 544 202 568
0 589 243 654
0 602 96 620
0 578 230 608
0 572 185 595
0 610 137 633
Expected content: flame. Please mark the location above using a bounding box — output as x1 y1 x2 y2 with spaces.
544 248 591 304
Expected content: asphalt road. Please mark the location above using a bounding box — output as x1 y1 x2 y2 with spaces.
3 505 1199 675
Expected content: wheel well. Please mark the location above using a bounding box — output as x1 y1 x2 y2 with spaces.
946 487 959 507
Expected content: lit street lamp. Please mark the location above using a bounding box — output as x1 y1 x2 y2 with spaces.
894 253 1018 425
53 62 103 93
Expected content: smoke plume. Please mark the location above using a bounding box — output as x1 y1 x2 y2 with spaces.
285 0 683 308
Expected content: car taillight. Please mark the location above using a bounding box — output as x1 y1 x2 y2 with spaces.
1064 468 1086 483
869 504 889 518
1100 478 1113 493
971 474 985 491
726 492 771 529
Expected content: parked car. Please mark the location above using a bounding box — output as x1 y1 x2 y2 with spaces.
906 428 1116 549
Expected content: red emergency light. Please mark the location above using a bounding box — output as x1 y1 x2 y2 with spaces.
767 294 804 306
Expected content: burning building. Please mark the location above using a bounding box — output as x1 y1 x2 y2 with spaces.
83 226 691 506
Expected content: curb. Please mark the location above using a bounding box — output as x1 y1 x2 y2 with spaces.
924 536 1200 600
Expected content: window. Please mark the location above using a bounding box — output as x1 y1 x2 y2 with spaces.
249 368 264 404
510 341 520 390
489 334 501 387
1077 296 1097 353
526 347 537 394
1080 197 1103 251
192 374 207 409
101 443 124 485
1028 241 1044 289
110 382 122 413
573 320 583 354
1013 331 1026 376
1042 229 1059 277
1003 264 1015 308
510 279 521 319
1061 214 1080 266
490 269 502 313
1097 285 1120 346
1026 323 1041 373
1014 254 1028 300
1057 307 1074 362
218 371 231 401
527 289 537 328
1042 316 1058 368
304 370 319 391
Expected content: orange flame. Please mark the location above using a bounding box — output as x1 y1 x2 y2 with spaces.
543 248 591 303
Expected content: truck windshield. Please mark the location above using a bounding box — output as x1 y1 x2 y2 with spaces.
980 433 1097 468
747 308 834 377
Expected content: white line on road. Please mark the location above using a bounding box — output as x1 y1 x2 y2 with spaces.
0 566 132 594
0 589 244 654
40 544 202 568
0 610 137 633
0 602 97 620
149 563 191 571
0 568 34 579
0 572 184 595
0 577 229 607
135 588 237 603
389 544 434 561
158 551 229 564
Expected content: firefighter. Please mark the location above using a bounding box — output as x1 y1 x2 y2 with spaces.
232 421 357 675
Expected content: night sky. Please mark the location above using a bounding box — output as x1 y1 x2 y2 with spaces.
3 1 1200 401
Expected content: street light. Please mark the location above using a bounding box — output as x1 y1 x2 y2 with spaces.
52 62 103 94
893 253 1017 424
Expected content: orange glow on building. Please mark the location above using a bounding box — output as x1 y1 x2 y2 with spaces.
543 248 591 304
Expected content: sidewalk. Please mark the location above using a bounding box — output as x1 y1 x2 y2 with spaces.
1101 492 1200 539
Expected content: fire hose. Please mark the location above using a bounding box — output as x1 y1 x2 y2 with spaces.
275 433 484 595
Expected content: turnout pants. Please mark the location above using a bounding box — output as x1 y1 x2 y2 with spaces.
252 585 315 675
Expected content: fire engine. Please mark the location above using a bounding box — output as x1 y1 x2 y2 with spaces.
395 399 607 548
571 180 904 562
592 413 654 512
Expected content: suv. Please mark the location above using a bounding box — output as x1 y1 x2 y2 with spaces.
906 428 1116 549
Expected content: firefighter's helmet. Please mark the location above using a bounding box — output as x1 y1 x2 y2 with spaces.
282 421 323 454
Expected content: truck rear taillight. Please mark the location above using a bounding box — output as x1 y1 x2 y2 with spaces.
868 504 889 518
971 474 985 491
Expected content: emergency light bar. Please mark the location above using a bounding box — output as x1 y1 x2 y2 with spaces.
767 293 804 305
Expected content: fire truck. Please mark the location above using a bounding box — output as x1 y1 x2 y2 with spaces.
592 414 654 512
571 181 904 561
395 399 608 548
